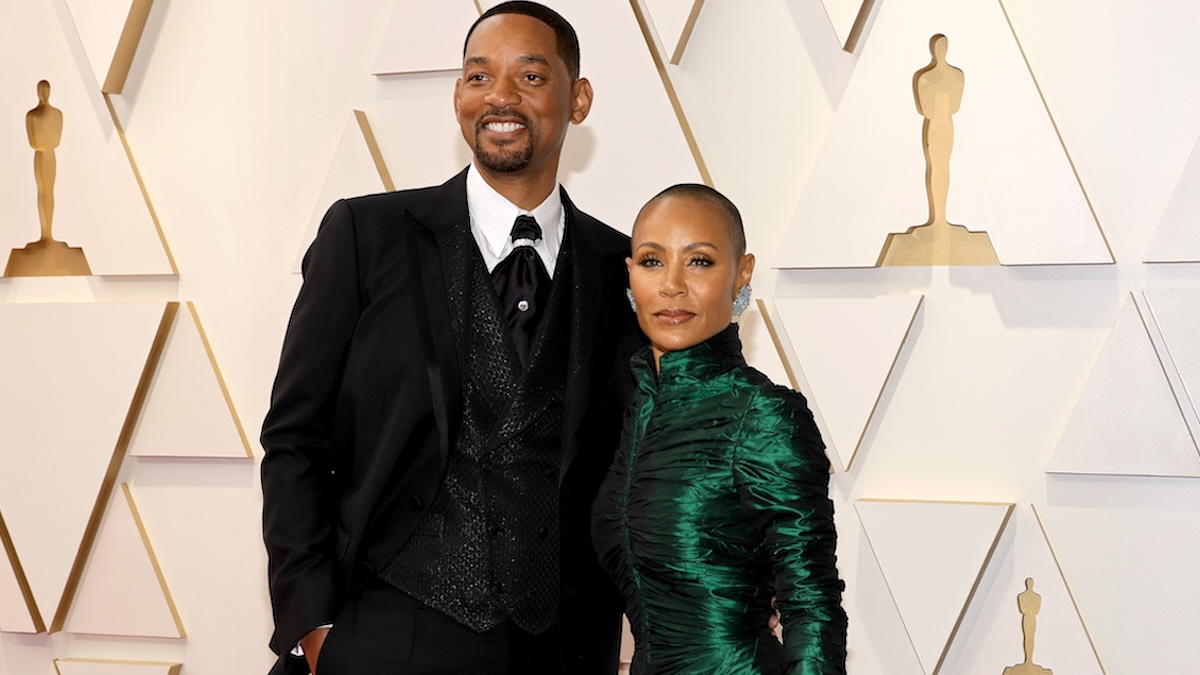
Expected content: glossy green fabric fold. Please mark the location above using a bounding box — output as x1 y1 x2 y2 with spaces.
593 324 847 674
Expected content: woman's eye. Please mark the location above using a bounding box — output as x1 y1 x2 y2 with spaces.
688 256 713 267
637 256 662 267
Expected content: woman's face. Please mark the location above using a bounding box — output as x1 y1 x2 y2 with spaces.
627 195 755 368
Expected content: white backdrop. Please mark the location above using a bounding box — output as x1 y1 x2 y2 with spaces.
1 1 1199 673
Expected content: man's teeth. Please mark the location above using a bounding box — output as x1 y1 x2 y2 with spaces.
487 122 525 132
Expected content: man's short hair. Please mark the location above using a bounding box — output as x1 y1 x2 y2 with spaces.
464 1 581 81
642 183 747 256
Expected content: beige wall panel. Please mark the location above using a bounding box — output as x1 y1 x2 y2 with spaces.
1143 289 1200 430
766 295 923 471
775 0 1110 268
1144 135 1200 263
371 0 480 75
1047 295 1200 477
948 506 1103 675
294 112 394 274
64 485 183 638
62 0 154 94
0 2 172 276
129 302 250 459
478 0 704 233
55 659 180 675
0 302 167 631
856 500 1014 675
999 0 1200 264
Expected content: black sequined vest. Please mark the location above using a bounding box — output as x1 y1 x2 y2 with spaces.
380 227 571 635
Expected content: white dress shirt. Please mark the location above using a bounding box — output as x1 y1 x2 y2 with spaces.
466 163 564 277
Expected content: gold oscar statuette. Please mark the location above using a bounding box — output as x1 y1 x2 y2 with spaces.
5 79 92 277
877 34 999 267
1002 577 1054 675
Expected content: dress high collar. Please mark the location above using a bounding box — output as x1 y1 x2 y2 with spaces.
632 323 745 389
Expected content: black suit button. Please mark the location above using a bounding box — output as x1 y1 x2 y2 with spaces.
410 495 424 511
488 525 501 537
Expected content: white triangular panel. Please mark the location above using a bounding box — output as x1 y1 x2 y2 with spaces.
371 0 480 75
949 506 1104 675
295 112 393 273
644 0 703 64
769 296 923 470
820 0 873 51
478 0 704 234
0 302 168 630
0 2 173 276
856 500 1014 675
1143 289 1200 426
1145 135 1200 262
55 659 180 675
0 524 39 633
130 303 250 458
62 0 152 93
65 485 183 638
775 0 1110 268
1047 296 1200 477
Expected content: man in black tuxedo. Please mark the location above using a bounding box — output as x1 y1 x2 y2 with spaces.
260 3 642 673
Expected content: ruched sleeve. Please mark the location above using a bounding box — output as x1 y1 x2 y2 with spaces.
733 388 848 675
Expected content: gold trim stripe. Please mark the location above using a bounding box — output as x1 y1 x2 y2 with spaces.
0 509 45 632
1031 504 1108 675
103 0 155 94
186 302 253 458
104 94 179 275
354 110 396 193
933 502 1015 674
998 0 1114 264
668 0 706 65
50 302 177 632
122 483 185 637
629 0 713 187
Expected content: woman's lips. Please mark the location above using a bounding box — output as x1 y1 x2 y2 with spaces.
653 309 695 325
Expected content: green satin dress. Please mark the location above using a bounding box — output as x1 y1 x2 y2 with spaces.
592 325 847 674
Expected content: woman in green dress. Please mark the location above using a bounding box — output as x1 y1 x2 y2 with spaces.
592 184 847 674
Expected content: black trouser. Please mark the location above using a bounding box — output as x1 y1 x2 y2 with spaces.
314 578 564 675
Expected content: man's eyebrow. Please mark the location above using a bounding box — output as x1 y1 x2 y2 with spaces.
517 54 551 67
464 56 489 67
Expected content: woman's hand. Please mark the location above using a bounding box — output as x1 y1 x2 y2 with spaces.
299 626 331 674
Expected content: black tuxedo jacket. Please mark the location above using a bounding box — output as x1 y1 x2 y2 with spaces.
260 169 641 674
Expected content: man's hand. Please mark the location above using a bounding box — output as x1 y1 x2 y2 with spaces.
300 626 331 674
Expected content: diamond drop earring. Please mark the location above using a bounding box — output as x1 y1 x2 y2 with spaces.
626 288 637 312
732 284 752 317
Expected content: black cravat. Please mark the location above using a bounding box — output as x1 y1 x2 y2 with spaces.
490 215 551 367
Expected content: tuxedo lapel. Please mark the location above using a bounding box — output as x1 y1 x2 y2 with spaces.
404 169 472 465
558 192 621 478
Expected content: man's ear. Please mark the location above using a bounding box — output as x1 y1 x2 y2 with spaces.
453 78 463 117
570 78 594 125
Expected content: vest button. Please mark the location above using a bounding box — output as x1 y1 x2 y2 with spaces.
537 526 550 538
488 524 501 537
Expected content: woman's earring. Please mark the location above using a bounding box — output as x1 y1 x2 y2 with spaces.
626 288 637 312
732 284 752 317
